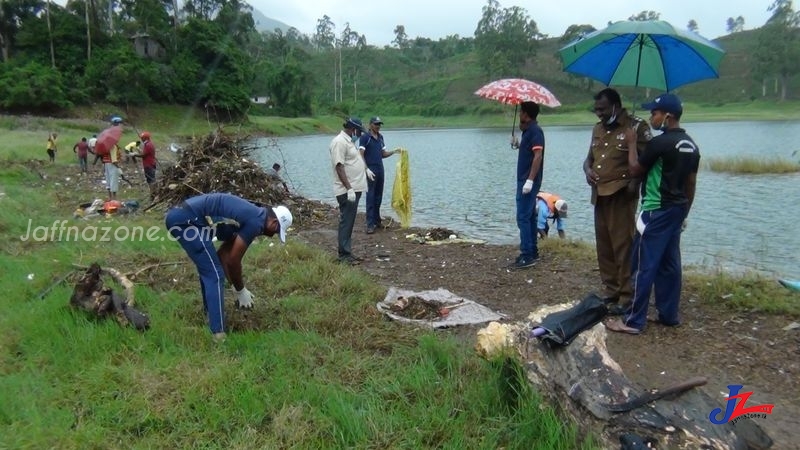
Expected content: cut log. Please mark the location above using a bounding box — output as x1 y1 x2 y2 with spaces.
476 303 773 449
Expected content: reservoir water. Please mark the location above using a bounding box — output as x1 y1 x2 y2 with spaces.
256 121 800 279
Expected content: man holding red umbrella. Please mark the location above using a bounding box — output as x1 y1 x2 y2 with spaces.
96 116 124 200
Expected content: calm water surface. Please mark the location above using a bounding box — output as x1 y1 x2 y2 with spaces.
256 121 800 278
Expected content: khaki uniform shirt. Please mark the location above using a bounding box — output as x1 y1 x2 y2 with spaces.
588 110 651 197
330 130 367 196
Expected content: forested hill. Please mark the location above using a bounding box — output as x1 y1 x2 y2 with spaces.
0 1 797 119
318 29 800 118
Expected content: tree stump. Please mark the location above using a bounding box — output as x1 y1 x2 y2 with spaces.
69 263 150 330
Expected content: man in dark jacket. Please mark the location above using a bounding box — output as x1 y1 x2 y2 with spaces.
606 93 700 335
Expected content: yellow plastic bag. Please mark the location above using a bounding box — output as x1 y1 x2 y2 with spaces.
391 148 412 228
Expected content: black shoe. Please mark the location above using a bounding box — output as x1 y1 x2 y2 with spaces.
366 226 375 234
338 256 361 266
510 256 538 269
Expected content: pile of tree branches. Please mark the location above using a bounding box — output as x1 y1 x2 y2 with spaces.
151 128 286 208
147 128 334 228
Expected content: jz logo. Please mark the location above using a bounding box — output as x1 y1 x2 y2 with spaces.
709 385 774 424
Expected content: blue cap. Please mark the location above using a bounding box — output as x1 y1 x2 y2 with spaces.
641 93 682 116
343 117 364 132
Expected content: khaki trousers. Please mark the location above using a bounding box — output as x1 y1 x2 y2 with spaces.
594 188 638 303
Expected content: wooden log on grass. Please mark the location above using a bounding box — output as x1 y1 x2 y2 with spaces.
69 263 150 330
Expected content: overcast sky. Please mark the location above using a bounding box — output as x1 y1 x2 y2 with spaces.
246 0 775 45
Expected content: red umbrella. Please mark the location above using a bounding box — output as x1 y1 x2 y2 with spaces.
475 78 561 107
475 78 561 143
95 124 123 156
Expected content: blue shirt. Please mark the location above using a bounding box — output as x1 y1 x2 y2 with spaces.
183 193 267 245
359 132 386 171
517 121 545 182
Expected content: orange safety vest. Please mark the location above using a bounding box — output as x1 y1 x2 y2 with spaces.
536 192 561 215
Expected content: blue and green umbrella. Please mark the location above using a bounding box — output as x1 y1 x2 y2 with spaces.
558 20 726 91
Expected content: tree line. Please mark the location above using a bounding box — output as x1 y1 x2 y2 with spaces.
0 0 797 120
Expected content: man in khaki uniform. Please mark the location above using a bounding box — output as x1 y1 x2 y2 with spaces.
583 88 652 312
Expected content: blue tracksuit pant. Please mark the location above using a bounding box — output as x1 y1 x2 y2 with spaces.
516 179 540 259
165 206 227 334
623 205 687 330
365 167 384 229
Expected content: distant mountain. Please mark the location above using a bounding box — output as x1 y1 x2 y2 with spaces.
250 6 293 34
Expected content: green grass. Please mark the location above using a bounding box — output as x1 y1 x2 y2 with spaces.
0 123 597 448
706 156 800 174
3 111 799 448
685 270 800 315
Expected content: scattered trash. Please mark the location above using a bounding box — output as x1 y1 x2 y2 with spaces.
405 227 486 245
783 322 800 331
74 199 139 219
778 279 800 292
377 287 505 329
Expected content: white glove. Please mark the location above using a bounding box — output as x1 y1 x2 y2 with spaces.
522 179 534 194
235 287 254 310
366 168 375 181
346 188 356 203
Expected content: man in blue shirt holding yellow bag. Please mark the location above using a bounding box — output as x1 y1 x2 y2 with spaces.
359 116 400 234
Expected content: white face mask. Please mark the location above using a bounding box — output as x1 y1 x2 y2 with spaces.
351 133 359 143
605 105 617 125
656 114 670 131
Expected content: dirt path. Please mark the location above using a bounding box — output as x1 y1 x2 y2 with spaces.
296 208 800 449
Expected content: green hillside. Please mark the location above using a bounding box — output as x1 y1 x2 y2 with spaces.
303 30 800 117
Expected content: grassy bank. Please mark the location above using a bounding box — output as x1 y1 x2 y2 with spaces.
9 99 800 140
0 123 595 448
706 156 800 174
3 113 798 448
